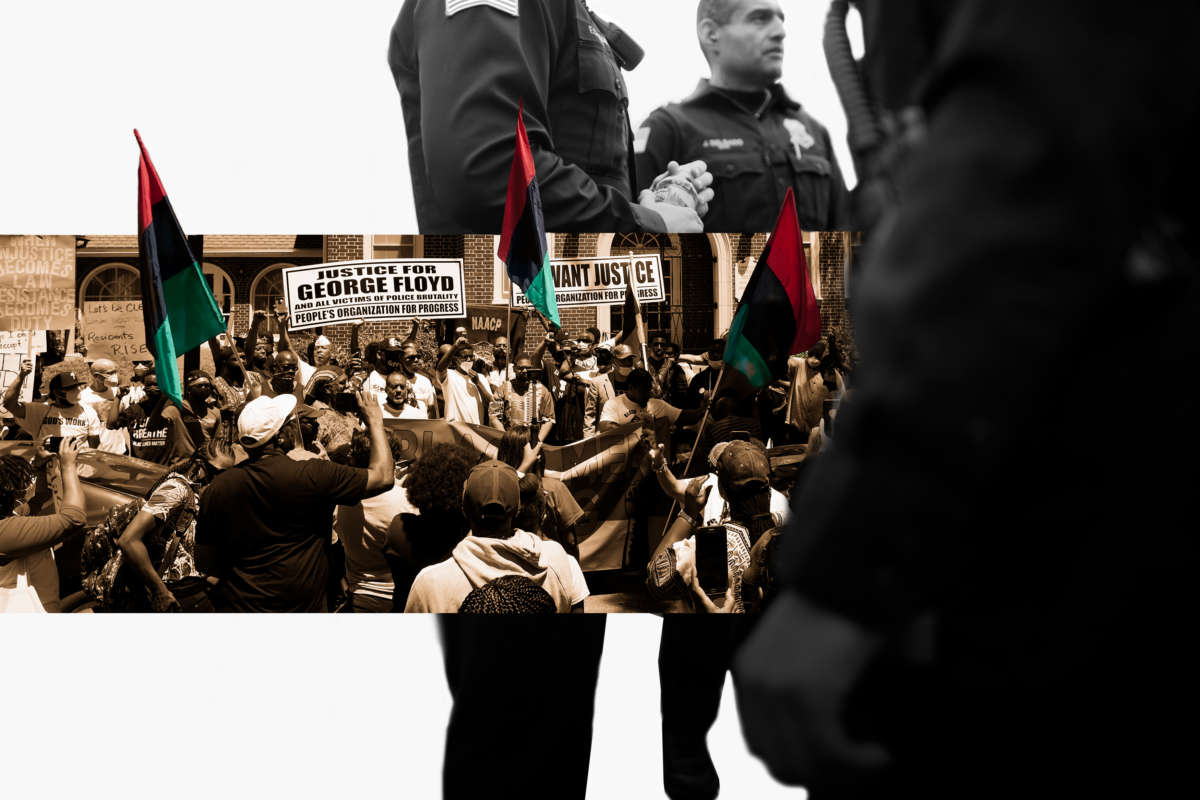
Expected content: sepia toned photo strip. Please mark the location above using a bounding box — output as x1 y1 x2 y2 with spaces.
2 228 856 617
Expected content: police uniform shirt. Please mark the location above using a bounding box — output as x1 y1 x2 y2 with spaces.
389 0 661 233
635 80 850 232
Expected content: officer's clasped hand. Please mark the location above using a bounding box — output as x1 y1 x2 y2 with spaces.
651 160 715 218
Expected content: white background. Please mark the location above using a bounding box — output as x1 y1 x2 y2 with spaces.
0 2 858 796
0 0 859 235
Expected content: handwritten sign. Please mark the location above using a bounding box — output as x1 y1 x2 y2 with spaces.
283 259 467 331
0 235 76 331
82 301 150 371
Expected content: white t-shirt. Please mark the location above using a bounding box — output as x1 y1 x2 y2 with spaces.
600 394 681 427
79 387 127 454
333 480 415 605
367 370 437 417
440 369 484 425
381 402 428 420
296 358 317 387
486 364 515 398
35 403 103 447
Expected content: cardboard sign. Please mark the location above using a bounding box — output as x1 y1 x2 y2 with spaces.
0 235 76 331
511 254 665 309
0 330 47 406
82 301 151 371
283 259 467 331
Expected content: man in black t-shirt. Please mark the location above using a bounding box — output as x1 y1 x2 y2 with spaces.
197 390 395 612
117 373 193 465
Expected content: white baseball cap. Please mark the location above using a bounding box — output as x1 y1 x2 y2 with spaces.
237 394 298 449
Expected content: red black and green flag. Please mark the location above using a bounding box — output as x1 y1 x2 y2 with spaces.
135 130 226 407
615 259 646 354
496 102 560 328
724 188 821 388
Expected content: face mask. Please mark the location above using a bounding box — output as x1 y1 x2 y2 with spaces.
615 365 633 378
101 373 119 388
458 360 473 373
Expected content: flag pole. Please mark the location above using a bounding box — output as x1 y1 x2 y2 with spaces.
627 251 650 370
659 364 725 541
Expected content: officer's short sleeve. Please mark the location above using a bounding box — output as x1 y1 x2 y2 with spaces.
396 0 660 232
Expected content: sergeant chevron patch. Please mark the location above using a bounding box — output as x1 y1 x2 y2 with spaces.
446 0 519 16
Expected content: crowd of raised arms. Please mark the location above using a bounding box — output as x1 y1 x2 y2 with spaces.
1 306 848 615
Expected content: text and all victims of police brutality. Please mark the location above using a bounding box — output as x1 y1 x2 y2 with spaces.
283 259 467 330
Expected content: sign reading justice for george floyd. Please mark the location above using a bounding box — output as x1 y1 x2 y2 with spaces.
282 259 467 330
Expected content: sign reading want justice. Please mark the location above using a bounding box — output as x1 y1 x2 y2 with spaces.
511 254 665 309
283 259 466 330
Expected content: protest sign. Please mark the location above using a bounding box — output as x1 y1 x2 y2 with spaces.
82 301 150 374
511 254 665 309
443 303 523 344
0 330 47 406
0 235 76 331
381 418 668 571
283 259 466 331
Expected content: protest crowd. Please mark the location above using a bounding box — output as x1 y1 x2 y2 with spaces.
2 302 849 615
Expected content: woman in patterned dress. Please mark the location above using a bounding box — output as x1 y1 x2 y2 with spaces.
111 436 236 611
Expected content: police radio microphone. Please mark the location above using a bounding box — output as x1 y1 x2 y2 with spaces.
590 12 645 70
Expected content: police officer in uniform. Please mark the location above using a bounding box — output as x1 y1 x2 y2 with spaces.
733 2 1200 798
389 0 712 234
635 0 850 232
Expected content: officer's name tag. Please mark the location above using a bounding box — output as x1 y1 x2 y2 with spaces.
446 0 518 17
702 138 745 151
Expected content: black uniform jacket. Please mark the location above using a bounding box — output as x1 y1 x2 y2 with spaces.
389 0 660 233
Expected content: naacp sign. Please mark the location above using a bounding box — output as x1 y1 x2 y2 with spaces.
283 259 466 330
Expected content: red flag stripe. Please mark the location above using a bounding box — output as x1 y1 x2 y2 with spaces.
134 129 166 231
497 101 534 262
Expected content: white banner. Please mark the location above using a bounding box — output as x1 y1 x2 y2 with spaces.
283 259 467 331
0 330 47 405
510 254 665 309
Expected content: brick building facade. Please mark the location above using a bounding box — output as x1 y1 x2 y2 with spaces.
73 232 853 360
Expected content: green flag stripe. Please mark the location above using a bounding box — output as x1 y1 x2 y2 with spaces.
525 252 560 327
152 323 182 408
160 260 226 354
724 306 773 388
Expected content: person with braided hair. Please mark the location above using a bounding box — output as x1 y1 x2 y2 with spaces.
457 574 556 614
404 460 587 613
109 436 236 612
0 436 87 612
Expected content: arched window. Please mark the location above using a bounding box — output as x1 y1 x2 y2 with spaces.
201 262 236 313
249 264 294 337
79 262 140 306
608 233 683 344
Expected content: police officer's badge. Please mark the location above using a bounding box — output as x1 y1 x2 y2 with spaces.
783 119 816 157
446 0 518 17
